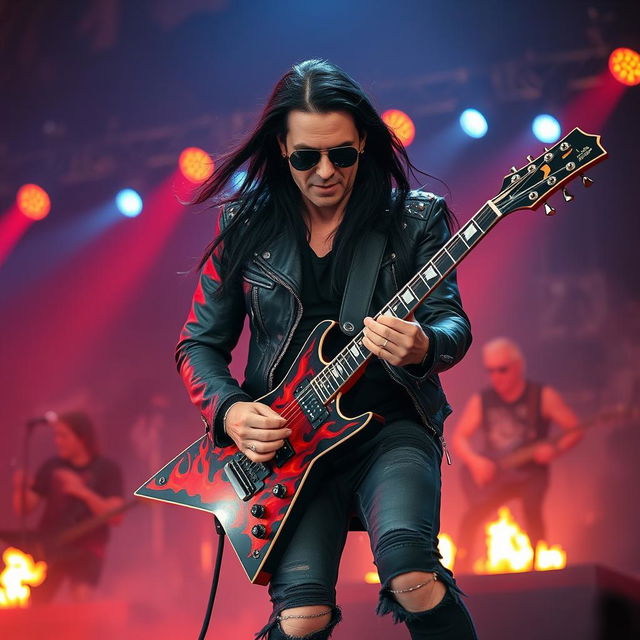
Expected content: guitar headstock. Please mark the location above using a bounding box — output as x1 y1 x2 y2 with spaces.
493 128 608 216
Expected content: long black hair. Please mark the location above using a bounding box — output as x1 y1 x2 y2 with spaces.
194 59 446 294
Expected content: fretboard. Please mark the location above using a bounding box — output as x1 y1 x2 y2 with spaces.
311 201 503 403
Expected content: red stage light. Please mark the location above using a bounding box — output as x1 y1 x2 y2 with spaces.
382 109 416 147
608 47 640 86
16 184 51 220
179 147 214 183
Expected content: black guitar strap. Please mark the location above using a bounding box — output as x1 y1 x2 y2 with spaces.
339 229 387 337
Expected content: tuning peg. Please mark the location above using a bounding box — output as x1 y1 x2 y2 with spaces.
510 166 518 173
580 174 594 188
544 147 549 152
543 202 557 216
562 188 574 202
526 155 534 162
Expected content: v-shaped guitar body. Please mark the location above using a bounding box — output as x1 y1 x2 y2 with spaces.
135 320 381 584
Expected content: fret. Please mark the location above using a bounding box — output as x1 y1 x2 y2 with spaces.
343 349 360 372
408 274 428 299
338 353 354 375
377 305 398 319
399 284 419 308
446 235 467 262
433 250 455 276
420 263 440 288
386 297 409 318
475 206 498 233
460 221 481 246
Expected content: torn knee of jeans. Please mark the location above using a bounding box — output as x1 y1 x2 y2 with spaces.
376 569 463 624
255 604 342 640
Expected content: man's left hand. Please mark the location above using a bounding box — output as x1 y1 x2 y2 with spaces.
362 315 429 367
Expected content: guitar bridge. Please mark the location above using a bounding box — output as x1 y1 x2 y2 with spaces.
294 379 329 430
224 453 270 501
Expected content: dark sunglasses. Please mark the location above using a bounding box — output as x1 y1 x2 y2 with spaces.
287 146 360 171
485 365 511 374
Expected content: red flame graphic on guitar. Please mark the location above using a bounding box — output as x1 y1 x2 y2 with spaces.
138 320 379 584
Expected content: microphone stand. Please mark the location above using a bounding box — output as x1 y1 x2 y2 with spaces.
19 422 37 548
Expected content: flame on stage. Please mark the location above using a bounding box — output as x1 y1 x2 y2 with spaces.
364 508 566 583
0 547 47 608
474 507 567 574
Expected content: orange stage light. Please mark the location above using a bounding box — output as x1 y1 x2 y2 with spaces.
382 109 416 147
608 47 640 86
16 184 51 220
179 147 214 183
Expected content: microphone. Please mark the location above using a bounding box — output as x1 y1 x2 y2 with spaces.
26 411 58 429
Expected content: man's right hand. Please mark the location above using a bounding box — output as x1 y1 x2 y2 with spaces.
224 402 291 462
468 456 497 487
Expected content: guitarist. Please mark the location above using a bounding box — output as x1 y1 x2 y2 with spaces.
452 338 582 572
180 60 476 640
11 411 124 603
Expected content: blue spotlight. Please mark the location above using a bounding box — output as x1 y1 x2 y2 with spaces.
459 109 488 138
532 115 561 143
116 189 143 217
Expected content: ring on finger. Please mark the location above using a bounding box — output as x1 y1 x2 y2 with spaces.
248 443 256 453
381 338 389 349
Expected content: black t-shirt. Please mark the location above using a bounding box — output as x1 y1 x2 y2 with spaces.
32 456 123 554
273 243 418 421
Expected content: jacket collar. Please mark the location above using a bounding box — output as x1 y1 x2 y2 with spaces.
254 229 302 297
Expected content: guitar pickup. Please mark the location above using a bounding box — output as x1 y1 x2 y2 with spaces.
224 453 270 501
273 439 295 467
294 380 329 430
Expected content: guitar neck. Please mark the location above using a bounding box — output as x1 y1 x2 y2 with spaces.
311 201 503 403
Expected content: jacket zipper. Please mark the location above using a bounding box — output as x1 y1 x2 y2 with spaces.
251 286 269 339
381 359 452 465
253 258 304 391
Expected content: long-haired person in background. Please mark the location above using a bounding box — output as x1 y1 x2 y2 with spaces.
12 411 124 603
178 60 477 639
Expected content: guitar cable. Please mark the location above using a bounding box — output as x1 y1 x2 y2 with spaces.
198 516 225 640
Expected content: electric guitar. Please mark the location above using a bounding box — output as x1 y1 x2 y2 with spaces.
135 128 607 585
0 499 139 563
460 405 636 502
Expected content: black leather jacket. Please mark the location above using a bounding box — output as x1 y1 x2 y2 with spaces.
176 190 472 451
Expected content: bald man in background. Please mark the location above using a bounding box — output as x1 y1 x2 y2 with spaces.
452 338 582 573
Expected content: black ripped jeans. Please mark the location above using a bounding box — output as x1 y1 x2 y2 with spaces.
256 417 477 640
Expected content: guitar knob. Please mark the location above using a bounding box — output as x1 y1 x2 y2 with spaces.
272 484 287 498
251 504 266 518
543 202 556 216
580 174 594 188
251 524 267 538
562 188 574 202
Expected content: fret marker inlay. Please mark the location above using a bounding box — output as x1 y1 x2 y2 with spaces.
463 223 478 241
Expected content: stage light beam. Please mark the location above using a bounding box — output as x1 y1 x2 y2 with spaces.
116 189 143 217
609 47 640 86
459 109 488 138
532 115 561 143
